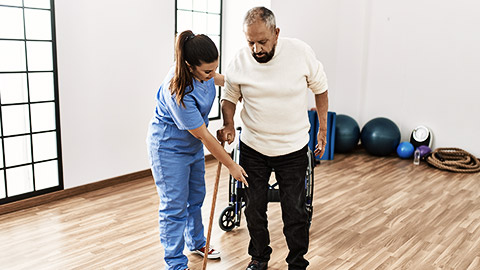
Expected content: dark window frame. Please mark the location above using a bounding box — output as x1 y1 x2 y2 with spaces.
175 0 223 120
0 0 63 205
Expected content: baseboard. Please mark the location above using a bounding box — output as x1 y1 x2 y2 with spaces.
0 169 152 216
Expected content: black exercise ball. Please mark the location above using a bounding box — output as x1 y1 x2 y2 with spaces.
361 117 401 156
335 114 360 153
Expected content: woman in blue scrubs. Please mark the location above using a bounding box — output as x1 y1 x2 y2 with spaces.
146 30 248 270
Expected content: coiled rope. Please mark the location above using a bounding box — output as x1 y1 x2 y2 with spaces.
425 148 480 173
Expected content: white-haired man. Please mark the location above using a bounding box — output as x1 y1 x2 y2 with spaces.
217 6 329 270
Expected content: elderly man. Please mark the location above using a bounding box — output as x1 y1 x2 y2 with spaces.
217 6 329 270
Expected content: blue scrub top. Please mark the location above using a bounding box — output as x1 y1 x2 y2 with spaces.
148 65 216 154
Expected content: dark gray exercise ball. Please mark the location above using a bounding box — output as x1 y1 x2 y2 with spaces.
335 114 360 153
361 117 401 156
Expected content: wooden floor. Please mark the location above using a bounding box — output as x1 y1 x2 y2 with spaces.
1 149 480 269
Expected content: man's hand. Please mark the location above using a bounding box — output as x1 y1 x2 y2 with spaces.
217 124 236 144
315 130 327 158
314 91 328 158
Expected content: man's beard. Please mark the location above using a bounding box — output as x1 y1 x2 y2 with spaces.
252 46 276 63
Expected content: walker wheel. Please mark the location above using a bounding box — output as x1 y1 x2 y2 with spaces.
219 206 236 232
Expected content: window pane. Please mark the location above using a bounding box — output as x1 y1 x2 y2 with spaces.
26 41 53 71
1 0 60 201
193 0 207 12
29 72 54 102
25 9 52 40
32 131 57 162
207 14 220 35
0 170 5 199
0 0 22 6
0 40 26 72
34 160 58 190
6 165 33 196
4 135 32 167
0 6 24 39
2 104 30 136
23 0 50 9
207 0 221 13
177 10 193 33
177 0 192 10
208 86 219 119
0 73 28 104
193 13 207 34
209 35 220 51
30 102 56 132
0 142 3 167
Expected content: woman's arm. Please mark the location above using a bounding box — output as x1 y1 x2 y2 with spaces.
189 123 248 186
214 73 224 87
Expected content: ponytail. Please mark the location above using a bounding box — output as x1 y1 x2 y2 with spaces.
170 30 219 108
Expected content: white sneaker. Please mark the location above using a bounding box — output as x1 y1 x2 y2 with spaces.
193 246 221 259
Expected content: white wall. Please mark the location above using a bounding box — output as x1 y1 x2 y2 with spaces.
272 0 480 156
55 0 271 189
54 0 479 190
55 0 174 188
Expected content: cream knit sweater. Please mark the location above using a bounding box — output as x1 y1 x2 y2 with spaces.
222 37 328 156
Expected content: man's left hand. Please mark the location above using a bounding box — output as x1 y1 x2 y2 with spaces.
315 130 327 158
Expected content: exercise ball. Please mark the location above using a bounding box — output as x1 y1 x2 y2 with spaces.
397 141 414 158
361 117 401 156
335 114 360 153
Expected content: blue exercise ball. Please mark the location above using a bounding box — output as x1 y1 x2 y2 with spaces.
361 117 401 156
397 141 414 158
335 114 360 153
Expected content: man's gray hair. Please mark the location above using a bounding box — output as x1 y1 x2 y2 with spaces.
243 6 276 32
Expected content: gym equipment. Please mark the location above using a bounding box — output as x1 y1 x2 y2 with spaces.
410 125 433 148
397 141 414 158
426 148 480 173
360 117 401 156
334 114 360 153
417 145 432 158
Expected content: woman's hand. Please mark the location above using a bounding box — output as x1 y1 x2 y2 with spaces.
227 163 249 187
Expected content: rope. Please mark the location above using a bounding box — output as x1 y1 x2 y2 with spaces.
425 148 480 173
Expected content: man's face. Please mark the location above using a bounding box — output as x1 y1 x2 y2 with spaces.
244 21 279 63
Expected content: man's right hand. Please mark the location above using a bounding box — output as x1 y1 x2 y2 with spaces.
217 124 236 144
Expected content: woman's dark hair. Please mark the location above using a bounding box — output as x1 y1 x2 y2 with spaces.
170 30 218 107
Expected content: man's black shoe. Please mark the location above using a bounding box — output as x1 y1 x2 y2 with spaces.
246 260 268 270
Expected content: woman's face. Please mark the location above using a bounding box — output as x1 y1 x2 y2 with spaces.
191 60 218 82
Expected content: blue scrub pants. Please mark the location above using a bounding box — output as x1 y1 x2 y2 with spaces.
148 147 207 270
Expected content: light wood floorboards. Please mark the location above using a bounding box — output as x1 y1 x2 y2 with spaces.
1 150 480 269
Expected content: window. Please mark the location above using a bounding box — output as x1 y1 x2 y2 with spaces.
176 0 223 120
0 0 63 204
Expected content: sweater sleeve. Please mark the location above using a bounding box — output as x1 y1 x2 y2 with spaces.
221 71 242 105
305 44 328 94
